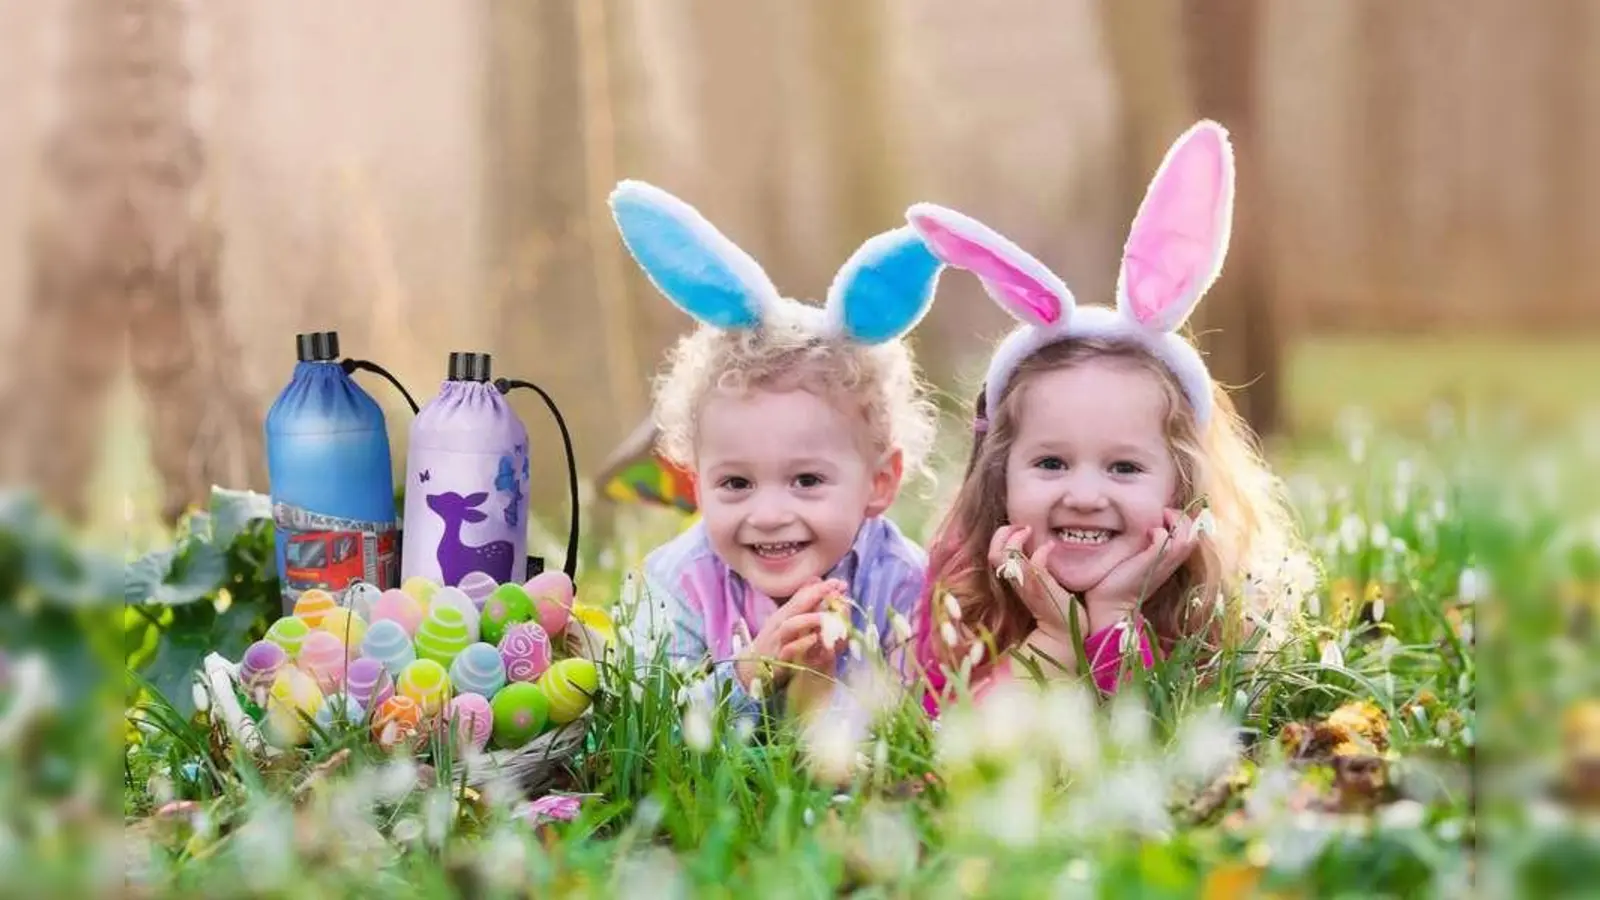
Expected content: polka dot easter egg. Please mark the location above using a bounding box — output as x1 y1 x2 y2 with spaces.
344 656 394 712
297 631 349 693
397 658 452 716
490 682 550 749
264 616 311 658
360 618 416 678
265 667 325 748
316 608 368 654
498 622 552 683
415 604 473 668
457 572 498 610
538 657 598 725
444 693 494 754
371 589 425 637
428 587 481 643
292 589 339 629
401 575 440 611
449 642 507 698
239 640 287 695
345 581 382 620
314 692 366 731
524 571 574 637
481 583 535 646
372 695 423 750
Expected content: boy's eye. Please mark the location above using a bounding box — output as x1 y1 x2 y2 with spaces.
793 473 826 489
1034 456 1067 471
719 476 752 491
1110 460 1145 476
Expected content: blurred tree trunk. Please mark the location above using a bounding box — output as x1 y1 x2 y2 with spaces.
1181 0 1281 438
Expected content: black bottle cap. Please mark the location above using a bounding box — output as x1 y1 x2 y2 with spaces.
295 331 340 362
448 351 492 382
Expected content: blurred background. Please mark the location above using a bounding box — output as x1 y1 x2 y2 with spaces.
0 0 1594 544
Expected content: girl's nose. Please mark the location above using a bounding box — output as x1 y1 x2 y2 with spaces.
1059 471 1109 510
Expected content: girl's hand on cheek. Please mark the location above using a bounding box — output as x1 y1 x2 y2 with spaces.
1082 508 1198 632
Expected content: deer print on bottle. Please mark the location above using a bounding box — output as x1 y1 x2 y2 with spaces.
426 491 516 584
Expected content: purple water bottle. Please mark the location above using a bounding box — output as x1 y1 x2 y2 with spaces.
400 352 579 587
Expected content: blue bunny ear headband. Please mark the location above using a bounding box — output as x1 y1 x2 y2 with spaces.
609 180 943 346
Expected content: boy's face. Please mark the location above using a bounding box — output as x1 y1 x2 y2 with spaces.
695 386 902 601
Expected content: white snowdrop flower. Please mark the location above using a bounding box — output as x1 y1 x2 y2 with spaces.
1307 591 1322 617
820 611 848 651
477 827 530 891
1192 508 1217 537
888 611 913 643
1376 636 1402 668
1171 706 1241 783
963 640 985 673
1371 592 1386 623
996 553 1024 585
1319 640 1345 670
939 622 959 648
233 799 295 892
191 681 211 714
986 760 1046 848
682 700 712 753
805 705 866 783
1108 693 1151 754
1038 686 1099 773
1369 521 1391 549
423 788 454 847
376 759 419 803
803 807 816 827
976 681 1035 760
943 592 963 622
1432 499 1448 521
864 622 880 650
618 625 635 648
732 717 755 744
1338 516 1365 554
1457 567 1489 603
748 677 765 701
848 638 864 661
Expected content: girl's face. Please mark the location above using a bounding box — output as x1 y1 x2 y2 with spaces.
1003 359 1181 595
695 386 901 601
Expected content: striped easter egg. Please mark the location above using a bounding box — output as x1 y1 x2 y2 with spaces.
316 608 368 655
415 604 472 668
239 640 287 694
396 658 452 716
292 589 338 629
344 656 394 712
497 622 552 683
297 631 349 693
428 587 481 643
371 589 425 637
264 616 311 658
449 642 507 698
360 618 416 677
457 572 498 610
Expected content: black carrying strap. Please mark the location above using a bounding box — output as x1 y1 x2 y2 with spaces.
341 358 421 414
495 377 580 581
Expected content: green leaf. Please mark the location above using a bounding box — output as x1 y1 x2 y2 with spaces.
210 486 272 548
128 540 229 606
142 623 213 720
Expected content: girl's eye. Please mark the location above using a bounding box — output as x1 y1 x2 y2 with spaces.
1034 456 1067 471
793 473 826 489
719 476 752 491
1110 460 1145 476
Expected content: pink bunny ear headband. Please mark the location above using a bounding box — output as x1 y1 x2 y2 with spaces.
906 120 1235 428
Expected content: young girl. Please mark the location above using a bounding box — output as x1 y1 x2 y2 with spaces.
608 180 944 721
906 121 1308 714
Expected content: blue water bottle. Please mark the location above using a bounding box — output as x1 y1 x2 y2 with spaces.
264 331 418 615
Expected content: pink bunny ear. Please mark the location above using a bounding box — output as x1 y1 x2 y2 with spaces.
1116 120 1235 333
906 203 1073 328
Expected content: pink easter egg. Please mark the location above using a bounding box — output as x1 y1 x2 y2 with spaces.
371 588 425 637
498 622 552 683
344 656 394 711
297 631 349 693
525 571 574 636
457 572 498 609
444 693 494 753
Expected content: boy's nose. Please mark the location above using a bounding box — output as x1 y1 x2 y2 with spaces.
747 493 796 528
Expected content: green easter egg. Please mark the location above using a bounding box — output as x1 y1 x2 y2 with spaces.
481 583 535 646
490 681 550 749
265 616 312 658
415 604 471 667
537 657 598 725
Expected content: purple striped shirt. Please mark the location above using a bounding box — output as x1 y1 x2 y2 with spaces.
636 516 927 713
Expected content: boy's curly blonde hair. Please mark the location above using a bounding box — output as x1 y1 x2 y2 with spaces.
651 300 937 480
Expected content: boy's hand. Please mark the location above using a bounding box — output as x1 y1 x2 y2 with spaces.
1082 508 1198 633
735 578 849 692
989 525 1079 639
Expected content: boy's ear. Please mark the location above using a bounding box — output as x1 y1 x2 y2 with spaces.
865 447 905 518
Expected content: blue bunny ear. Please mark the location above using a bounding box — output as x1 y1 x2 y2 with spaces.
824 226 943 345
609 180 780 330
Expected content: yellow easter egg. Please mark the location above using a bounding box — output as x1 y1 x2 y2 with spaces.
536 658 597 725
317 608 368 654
402 576 439 612
397 658 452 716
292 589 339 629
264 667 325 747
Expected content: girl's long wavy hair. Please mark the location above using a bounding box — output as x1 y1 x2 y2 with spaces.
914 337 1308 701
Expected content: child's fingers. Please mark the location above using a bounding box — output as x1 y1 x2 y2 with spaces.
775 612 826 644
779 634 821 664
988 525 1031 568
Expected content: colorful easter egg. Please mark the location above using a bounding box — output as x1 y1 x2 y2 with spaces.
481 583 535 646
360 618 416 677
239 640 287 694
344 657 394 711
313 692 366 730
525 572 574 636
428 587 481 643
264 616 311 658
316 608 368 653
415 604 473 668
297 631 349 693
292 589 339 629
490 682 550 749
264 667 324 747
401 575 439 611
538 658 597 725
371 589 425 637
345 581 382 620
444 693 494 754
449 642 507 698
498 622 552 683
372 695 423 750
458 572 498 609
397 658 452 715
